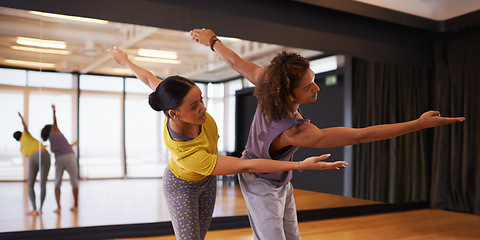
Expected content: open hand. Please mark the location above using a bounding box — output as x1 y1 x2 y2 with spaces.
417 111 465 128
107 46 129 66
190 28 216 46
300 154 347 171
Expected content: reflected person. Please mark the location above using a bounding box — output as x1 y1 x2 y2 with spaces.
14 112 51 216
41 104 79 214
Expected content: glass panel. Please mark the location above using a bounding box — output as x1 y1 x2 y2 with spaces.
27 71 72 89
80 75 123 92
207 83 224 98
0 90 24 180
226 79 243 96
79 93 123 178
0 68 27 86
207 98 224 152
125 77 152 94
196 82 207 101
125 93 169 178
224 80 243 152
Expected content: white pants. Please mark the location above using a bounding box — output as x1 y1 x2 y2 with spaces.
238 172 301 240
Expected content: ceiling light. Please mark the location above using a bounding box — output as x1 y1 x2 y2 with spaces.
4 59 56 68
310 56 337 74
133 56 181 64
138 49 177 59
29 11 108 24
11 46 71 55
17 37 66 49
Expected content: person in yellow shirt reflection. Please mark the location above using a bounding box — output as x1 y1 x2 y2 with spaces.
108 47 347 240
13 112 51 216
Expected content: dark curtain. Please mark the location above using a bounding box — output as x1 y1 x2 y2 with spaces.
352 58 431 203
431 30 480 215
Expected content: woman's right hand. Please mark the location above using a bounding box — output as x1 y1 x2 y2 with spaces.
299 154 347 171
107 46 129 66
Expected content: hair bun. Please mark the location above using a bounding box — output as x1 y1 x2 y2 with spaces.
148 92 163 112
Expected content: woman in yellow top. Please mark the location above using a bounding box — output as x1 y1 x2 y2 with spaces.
13 112 51 216
108 47 347 240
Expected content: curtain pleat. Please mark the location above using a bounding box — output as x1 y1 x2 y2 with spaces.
352 58 430 203
431 30 480 215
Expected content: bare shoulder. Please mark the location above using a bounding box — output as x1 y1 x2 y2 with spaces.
277 122 315 144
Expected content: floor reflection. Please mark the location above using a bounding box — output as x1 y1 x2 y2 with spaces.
0 177 378 233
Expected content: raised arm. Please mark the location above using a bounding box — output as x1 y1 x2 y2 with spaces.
50 104 61 133
18 112 29 134
211 154 346 176
190 28 265 86
107 47 161 91
279 111 465 149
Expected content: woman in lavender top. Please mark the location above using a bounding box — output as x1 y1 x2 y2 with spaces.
191 28 465 240
42 104 79 214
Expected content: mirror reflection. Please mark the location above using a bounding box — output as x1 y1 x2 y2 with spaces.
0 6 379 234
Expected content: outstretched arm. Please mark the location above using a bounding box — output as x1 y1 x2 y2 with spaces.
107 47 161 91
190 28 265 86
211 154 347 176
279 111 465 149
18 112 29 134
51 104 61 133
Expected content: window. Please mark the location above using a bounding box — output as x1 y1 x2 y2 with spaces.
79 75 123 179
125 78 169 178
207 83 225 152
0 90 25 180
80 75 123 92
27 71 72 89
0 68 27 86
224 79 243 152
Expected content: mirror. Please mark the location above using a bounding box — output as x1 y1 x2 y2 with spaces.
0 6 380 235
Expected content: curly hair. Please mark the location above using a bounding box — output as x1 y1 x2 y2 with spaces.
254 51 309 122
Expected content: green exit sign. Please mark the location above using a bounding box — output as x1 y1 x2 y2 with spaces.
325 75 337 86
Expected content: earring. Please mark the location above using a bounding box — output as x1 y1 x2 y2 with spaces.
290 96 294 102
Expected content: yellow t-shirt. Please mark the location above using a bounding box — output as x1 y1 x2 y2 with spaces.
20 132 45 157
165 113 219 181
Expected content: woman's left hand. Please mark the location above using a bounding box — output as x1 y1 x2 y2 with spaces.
417 111 465 128
190 28 216 46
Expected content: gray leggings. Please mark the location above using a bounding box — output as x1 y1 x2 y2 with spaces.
28 150 51 211
163 167 217 240
54 153 78 188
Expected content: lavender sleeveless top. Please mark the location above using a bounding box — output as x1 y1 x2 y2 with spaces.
49 132 74 156
241 105 310 186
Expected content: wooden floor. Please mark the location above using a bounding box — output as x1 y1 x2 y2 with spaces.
120 209 480 240
0 178 377 233
3 179 479 240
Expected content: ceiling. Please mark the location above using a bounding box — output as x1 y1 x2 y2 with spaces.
354 0 480 20
0 6 322 82
1 1 480 82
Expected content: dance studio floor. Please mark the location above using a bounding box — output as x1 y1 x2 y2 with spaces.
0 178 378 233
